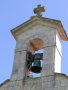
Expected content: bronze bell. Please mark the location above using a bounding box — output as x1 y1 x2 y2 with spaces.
30 53 43 73
31 60 42 73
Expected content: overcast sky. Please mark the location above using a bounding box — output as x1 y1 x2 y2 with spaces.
0 0 68 84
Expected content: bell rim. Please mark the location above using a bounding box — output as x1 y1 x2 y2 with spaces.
31 66 42 73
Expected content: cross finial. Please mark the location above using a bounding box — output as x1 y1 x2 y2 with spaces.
34 4 45 17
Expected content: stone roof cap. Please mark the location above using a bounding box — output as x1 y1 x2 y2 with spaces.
11 16 68 41
0 73 68 87
0 79 10 87
55 72 68 78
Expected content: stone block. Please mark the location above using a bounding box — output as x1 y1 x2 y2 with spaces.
9 81 19 87
54 87 65 90
0 88 4 90
8 87 14 90
54 80 61 88
10 74 18 81
65 87 68 90
61 80 68 86
14 86 21 90
42 69 54 77
42 76 55 82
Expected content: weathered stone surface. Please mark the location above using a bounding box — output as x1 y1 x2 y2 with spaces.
0 12 68 90
0 73 68 90
11 24 60 79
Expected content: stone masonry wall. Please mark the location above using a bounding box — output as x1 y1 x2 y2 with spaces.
0 73 68 90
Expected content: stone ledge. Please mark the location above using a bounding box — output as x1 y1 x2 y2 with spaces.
0 79 10 87
0 73 68 88
55 72 68 78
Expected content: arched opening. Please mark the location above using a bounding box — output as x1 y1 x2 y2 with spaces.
26 38 44 78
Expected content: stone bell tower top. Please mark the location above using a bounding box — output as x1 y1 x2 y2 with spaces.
11 5 68 80
0 5 68 90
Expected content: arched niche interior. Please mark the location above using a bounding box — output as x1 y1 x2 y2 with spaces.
25 38 44 78
28 38 44 51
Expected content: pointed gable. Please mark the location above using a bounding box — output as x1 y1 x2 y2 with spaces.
11 16 68 41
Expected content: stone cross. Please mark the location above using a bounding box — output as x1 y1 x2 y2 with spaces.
34 4 45 17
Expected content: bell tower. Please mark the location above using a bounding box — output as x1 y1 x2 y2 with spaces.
10 4 68 89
